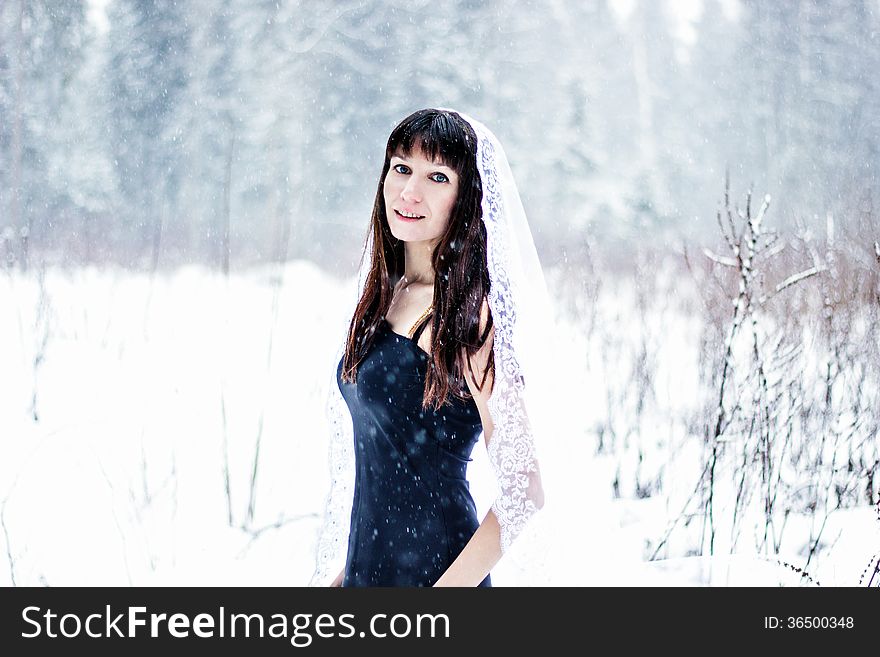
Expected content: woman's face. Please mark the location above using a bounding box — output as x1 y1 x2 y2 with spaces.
384 144 459 245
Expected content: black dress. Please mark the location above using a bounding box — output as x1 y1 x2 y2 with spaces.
337 315 491 587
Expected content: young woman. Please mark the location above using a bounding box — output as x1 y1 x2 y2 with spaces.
312 108 552 587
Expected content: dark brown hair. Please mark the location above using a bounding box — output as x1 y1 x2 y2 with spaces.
340 108 494 409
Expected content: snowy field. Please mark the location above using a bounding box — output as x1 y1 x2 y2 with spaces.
1 263 877 586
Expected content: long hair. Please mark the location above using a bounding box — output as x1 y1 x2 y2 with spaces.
340 108 494 410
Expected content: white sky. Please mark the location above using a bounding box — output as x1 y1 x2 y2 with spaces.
611 0 704 47
87 0 111 34
88 0 742 44
608 0 743 63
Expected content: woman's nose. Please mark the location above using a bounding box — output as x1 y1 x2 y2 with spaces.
400 177 422 203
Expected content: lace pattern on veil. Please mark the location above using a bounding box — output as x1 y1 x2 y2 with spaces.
472 123 543 554
308 289 362 586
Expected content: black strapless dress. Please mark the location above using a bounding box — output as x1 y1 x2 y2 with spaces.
337 316 491 587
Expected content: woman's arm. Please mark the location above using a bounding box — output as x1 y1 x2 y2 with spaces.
433 299 543 587
433 501 503 587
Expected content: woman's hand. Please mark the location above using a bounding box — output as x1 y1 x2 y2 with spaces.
329 569 344 587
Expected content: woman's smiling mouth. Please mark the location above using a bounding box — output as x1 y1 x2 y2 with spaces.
394 209 425 222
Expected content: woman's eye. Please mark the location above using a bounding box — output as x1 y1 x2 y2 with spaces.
393 164 410 174
431 173 449 183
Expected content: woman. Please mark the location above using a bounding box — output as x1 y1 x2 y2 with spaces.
312 108 554 587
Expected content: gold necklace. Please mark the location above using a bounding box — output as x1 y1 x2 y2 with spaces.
408 304 434 339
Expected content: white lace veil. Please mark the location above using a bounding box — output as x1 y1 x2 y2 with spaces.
309 108 563 586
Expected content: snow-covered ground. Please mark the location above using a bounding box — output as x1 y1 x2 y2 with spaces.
1 263 876 586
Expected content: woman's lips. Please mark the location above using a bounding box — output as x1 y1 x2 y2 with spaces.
394 209 425 222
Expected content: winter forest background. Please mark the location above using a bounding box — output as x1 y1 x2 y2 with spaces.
1 0 879 586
